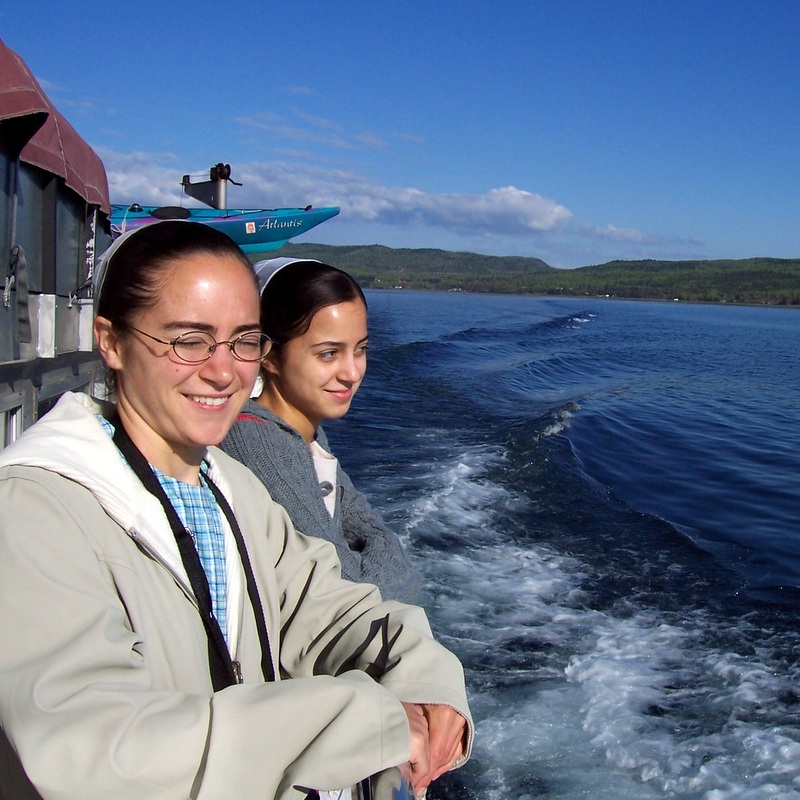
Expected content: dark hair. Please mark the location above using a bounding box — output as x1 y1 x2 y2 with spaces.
260 261 366 351
97 220 255 329
95 220 255 397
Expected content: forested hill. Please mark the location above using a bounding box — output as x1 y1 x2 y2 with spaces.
273 243 800 305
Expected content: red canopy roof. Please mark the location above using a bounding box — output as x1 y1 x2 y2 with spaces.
0 39 110 213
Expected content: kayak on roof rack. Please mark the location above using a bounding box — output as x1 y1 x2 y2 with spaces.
110 163 340 253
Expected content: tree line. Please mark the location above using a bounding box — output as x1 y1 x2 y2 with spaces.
271 244 800 306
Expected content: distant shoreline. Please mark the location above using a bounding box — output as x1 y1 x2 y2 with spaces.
270 242 800 307
363 287 800 310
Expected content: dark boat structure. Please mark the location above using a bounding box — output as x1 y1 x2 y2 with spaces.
0 38 112 448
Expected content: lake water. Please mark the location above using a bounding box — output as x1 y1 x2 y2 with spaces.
325 291 800 800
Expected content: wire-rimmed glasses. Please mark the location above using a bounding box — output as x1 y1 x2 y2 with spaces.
129 326 272 364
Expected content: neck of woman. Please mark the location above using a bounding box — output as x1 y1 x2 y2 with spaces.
115 404 204 485
254 389 317 444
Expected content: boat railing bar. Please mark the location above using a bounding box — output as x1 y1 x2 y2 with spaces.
0 351 103 449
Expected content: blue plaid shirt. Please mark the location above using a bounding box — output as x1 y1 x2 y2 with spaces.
100 417 229 642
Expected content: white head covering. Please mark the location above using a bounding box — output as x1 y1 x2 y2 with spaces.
94 219 197 311
249 257 327 399
93 225 143 310
252 257 322 296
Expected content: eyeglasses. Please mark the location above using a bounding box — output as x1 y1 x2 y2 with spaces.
129 326 272 363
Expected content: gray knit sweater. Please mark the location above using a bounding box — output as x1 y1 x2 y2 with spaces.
221 401 422 604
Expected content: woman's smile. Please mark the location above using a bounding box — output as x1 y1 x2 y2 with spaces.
103 253 261 479
260 299 368 441
326 386 354 401
188 394 235 408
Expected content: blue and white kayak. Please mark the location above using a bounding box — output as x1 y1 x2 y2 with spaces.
110 203 340 253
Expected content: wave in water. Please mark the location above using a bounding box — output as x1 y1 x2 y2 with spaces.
330 292 800 799
398 440 800 800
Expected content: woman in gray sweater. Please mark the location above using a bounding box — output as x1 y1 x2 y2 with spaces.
221 258 421 604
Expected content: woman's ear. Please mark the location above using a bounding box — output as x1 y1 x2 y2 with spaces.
260 350 280 378
94 316 125 369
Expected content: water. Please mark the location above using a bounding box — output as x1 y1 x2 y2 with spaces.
325 291 800 800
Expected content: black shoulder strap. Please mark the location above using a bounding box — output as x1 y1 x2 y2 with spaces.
110 415 237 690
203 473 275 682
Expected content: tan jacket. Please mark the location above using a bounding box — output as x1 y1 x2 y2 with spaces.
0 394 472 800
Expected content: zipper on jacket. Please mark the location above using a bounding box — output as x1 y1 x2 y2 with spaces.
232 660 243 684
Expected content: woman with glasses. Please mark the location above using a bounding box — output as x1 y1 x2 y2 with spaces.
222 258 421 605
0 221 471 800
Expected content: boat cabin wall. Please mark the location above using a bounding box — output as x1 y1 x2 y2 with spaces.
10 163 109 344
1 147 112 449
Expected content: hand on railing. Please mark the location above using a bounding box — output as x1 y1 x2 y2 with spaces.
401 703 467 797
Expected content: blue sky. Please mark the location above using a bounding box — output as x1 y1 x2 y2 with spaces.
4 1 799 267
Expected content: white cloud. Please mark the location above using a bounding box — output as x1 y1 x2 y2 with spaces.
408 186 572 235
289 108 340 130
99 149 187 206
234 115 354 150
100 149 574 240
586 223 666 244
582 224 703 254
392 132 425 144
352 132 390 149
238 164 572 236
96 150 699 266
236 112 421 154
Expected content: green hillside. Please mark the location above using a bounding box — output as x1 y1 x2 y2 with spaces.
271 244 800 305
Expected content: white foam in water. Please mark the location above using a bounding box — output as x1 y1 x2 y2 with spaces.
402 445 509 541
394 440 800 798
566 616 699 784
564 611 800 797
541 406 575 438
396 443 656 796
